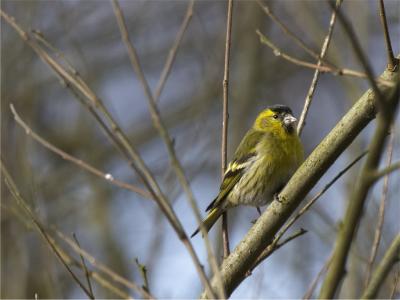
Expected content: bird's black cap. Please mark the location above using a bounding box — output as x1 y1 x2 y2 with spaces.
268 104 293 115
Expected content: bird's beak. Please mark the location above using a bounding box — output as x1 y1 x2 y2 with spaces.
283 114 297 133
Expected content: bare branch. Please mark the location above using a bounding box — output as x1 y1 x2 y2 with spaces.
110 2 216 297
303 253 333 300
365 130 395 286
361 235 400 299
255 29 393 87
221 0 234 261
378 0 396 71
1 161 95 300
73 233 95 299
10 104 152 200
135 258 150 295
297 0 342 135
2 9 215 297
318 64 399 299
372 161 400 179
329 0 385 113
256 0 320 60
154 0 195 103
54 228 153 298
248 228 307 273
389 269 400 299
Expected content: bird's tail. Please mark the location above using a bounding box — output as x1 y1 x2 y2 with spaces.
190 207 223 238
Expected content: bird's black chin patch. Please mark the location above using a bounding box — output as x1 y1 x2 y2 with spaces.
284 123 295 134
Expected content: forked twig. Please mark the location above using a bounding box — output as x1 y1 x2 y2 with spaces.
154 0 195 103
256 0 320 61
255 30 393 87
54 228 153 298
272 151 367 248
73 233 95 299
297 0 342 135
248 228 308 273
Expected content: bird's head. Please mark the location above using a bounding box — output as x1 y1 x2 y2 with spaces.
253 104 298 134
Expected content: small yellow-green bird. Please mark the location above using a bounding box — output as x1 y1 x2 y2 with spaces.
191 105 304 237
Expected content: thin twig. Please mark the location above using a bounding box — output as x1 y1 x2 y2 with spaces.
297 0 342 136
364 130 395 286
303 253 333 300
372 161 400 179
135 258 150 295
378 0 396 71
248 228 307 273
10 104 152 200
221 0 233 260
255 29 393 87
54 228 153 299
90 272 132 299
73 233 95 299
256 0 320 61
1 161 95 300
389 269 400 299
272 151 367 247
110 2 216 297
154 0 195 103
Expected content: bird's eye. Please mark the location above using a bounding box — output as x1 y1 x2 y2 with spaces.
272 114 278 119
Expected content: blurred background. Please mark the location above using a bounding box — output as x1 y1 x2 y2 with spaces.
1 0 399 298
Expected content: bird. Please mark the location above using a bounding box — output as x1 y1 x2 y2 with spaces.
191 104 304 237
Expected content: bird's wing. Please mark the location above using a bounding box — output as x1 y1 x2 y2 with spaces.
205 130 264 211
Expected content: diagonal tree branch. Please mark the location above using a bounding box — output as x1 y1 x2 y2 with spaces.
200 59 399 298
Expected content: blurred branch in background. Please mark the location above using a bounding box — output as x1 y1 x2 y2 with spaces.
1 8 215 298
364 129 394 286
361 234 400 299
1 160 149 299
10 104 151 199
256 29 393 87
297 0 342 136
318 1 400 296
111 1 221 297
1 161 96 300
